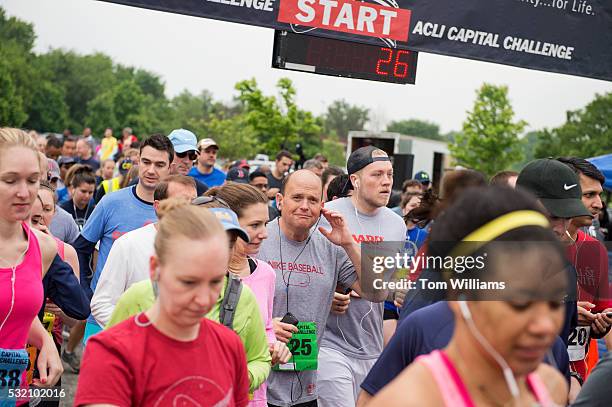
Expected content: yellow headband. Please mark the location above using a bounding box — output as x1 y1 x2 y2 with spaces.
450 210 550 257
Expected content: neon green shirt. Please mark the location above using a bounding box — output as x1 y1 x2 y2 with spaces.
107 277 271 392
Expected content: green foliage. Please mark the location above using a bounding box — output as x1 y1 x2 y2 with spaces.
320 133 346 166
534 93 612 159
323 99 369 142
0 58 27 126
386 119 444 141
24 81 69 132
0 9 37 126
235 78 321 156
449 84 526 176
36 50 117 131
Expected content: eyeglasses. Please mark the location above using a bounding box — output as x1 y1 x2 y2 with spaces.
192 195 230 208
176 151 198 161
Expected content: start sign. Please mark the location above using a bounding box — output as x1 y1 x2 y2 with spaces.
278 0 411 41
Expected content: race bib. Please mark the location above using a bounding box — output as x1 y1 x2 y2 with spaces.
568 326 590 361
42 312 55 336
274 322 318 372
0 348 29 406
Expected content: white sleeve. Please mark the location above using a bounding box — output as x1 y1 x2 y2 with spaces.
90 237 131 327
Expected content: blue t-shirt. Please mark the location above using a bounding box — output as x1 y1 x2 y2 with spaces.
406 227 428 249
57 187 70 204
81 185 156 324
188 166 226 187
361 301 570 397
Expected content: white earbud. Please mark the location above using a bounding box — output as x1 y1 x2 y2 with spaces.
459 299 472 320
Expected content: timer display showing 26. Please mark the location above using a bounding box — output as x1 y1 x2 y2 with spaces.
273 31 418 84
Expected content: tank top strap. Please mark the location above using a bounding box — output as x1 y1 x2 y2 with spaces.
417 350 475 407
19 221 43 277
53 236 65 260
526 372 553 406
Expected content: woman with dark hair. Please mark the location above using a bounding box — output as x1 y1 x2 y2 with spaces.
206 183 292 406
365 186 570 406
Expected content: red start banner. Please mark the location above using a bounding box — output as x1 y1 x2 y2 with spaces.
278 0 411 41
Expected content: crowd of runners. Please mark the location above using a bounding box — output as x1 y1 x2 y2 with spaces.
1 125 612 406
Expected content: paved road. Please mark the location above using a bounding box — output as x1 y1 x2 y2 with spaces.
59 345 81 407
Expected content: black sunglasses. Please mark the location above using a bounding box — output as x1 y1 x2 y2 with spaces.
176 150 198 161
192 195 230 208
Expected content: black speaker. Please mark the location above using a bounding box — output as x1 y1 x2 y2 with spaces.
392 154 414 191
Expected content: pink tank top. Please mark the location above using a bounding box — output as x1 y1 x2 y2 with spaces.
53 236 65 260
417 350 554 407
0 222 44 349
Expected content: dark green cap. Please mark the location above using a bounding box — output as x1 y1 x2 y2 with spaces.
517 159 589 218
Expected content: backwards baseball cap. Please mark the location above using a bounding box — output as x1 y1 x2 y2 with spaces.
168 129 198 154
57 156 76 167
414 171 430 184
197 138 218 150
347 146 391 175
231 159 250 169
516 158 590 218
208 207 250 243
226 167 249 184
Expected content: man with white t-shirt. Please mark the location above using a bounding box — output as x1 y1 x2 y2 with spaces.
89 175 197 327
317 146 407 407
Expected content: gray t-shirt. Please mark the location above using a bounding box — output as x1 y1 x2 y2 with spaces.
258 218 357 406
321 197 407 359
50 205 79 244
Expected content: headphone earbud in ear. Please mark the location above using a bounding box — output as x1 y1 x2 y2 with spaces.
154 268 160 281
459 300 472 320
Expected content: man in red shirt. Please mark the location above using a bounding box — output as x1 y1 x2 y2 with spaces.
518 158 611 402
74 204 250 407
558 157 611 380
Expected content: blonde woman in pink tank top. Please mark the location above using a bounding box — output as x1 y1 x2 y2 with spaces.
366 187 570 407
0 128 64 405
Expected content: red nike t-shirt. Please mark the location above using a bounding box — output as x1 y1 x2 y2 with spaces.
566 230 611 380
74 314 249 407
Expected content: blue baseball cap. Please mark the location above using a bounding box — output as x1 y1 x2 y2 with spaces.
168 129 198 154
414 171 430 184
208 207 250 243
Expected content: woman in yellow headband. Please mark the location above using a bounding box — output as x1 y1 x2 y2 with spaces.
367 186 569 407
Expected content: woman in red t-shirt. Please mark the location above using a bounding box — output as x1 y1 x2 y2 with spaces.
74 204 250 407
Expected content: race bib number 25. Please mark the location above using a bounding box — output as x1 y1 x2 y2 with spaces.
274 322 318 372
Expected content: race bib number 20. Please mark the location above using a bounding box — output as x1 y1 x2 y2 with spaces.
568 326 590 361
274 322 318 372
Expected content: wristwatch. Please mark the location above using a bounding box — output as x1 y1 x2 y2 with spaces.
570 371 584 386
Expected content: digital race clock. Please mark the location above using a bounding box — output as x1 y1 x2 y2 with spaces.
272 31 418 85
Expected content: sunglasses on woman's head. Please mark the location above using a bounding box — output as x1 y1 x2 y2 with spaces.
192 195 230 208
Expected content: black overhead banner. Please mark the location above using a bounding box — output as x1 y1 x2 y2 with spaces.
98 0 612 81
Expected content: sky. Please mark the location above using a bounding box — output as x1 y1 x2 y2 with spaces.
3 0 611 134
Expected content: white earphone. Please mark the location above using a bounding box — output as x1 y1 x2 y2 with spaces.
458 299 472 320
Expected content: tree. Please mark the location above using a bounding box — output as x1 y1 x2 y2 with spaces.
323 100 369 142
24 81 69 132
534 93 612 159
386 119 444 141
235 78 321 156
449 84 526 176
0 8 38 127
